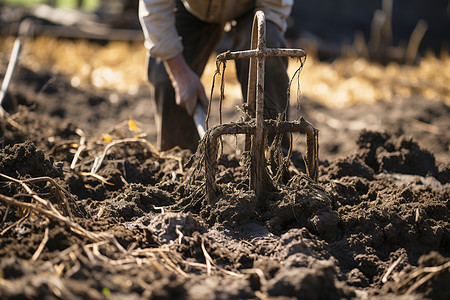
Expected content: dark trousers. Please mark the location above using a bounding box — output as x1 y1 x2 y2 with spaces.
147 1 289 151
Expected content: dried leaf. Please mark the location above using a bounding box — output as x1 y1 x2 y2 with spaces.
133 133 147 139
80 172 115 186
102 134 112 143
128 116 139 133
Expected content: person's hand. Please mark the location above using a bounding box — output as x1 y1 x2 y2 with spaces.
164 54 208 115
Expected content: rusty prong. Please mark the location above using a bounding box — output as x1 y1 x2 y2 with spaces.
205 121 256 201
205 118 318 203
252 10 269 198
216 48 306 62
265 119 319 182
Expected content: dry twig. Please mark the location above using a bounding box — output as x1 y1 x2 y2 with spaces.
382 255 404 283
91 138 161 174
24 176 76 218
0 213 29 236
200 237 243 278
70 136 86 169
0 192 102 242
201 237 213 276
79 172 114 186
397 260 450 295
31 225 49 261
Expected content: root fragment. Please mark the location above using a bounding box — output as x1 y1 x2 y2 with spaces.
32 225 49 261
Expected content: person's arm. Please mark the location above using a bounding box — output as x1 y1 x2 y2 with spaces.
255 0 293 32
139 0 182 60
139 0 207 116
164 54 208 116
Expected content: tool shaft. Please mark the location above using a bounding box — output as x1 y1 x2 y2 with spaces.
0 38 23 108
193 103 206 139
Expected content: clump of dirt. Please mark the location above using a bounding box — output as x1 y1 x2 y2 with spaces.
0 140 63 179
0 55 449 299
356 130 447 182
323 156 374 180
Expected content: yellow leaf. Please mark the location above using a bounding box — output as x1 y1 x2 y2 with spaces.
102 134 112 143
128 116 139 133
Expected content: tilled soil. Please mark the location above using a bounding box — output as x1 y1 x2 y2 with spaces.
0 59 449 299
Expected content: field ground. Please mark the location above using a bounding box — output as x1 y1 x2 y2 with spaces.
0 38 449 299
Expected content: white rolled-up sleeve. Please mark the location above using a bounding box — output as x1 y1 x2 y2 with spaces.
139 0 183 60
255 0 293 32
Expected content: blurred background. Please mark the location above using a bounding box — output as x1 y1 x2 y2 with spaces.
0 0 449 106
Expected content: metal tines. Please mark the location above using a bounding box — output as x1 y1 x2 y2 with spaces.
202 10 319 203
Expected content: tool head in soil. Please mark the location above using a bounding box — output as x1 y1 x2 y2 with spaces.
187 11 319 204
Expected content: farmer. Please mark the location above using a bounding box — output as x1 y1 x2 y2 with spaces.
139 0 293 151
